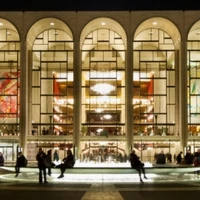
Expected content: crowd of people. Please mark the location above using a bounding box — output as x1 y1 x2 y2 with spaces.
1 147 200 184
153 149 200 166
36 148 75 183
0 148 75 184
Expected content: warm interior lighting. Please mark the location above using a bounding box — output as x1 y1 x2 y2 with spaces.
91 83 115 94
104 114 112 119
95 108 104 113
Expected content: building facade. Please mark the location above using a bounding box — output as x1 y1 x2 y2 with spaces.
0 10 199 163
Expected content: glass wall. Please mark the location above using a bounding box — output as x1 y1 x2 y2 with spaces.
187 25 200 136
31 28 74 137
81 28 126 162
0 24 20 136
133 28 176 136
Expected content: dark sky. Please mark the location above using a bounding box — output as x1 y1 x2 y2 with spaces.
0 0 199 11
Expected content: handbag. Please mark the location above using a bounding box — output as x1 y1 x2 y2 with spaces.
44 158 52 168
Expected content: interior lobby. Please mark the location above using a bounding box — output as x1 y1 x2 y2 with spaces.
0 10 200 164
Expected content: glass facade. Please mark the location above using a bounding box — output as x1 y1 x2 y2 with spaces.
80 28 126 162
188 27 200 139
31 28 74 136
0 12 200 164
133 29 176 136
0 28 20 136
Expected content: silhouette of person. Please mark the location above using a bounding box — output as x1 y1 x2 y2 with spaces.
57 149 75 178
36 148 48 183
129 149 147 183
46 149 52 176
0 152 5 166
53 150 59 162
15 151 27 177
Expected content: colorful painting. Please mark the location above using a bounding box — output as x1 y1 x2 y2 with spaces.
0 72 19 116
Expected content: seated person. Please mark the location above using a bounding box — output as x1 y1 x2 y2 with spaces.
129 149 147 183
56 149 75 178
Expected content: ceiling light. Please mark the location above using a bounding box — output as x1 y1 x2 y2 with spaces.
104 114 112 119
95 108 104 113
91 83 115 95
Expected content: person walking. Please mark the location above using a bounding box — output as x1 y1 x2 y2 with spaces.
53 150 59 162
56 149 75 178
15 151 27 177
129 149 147 183
184 150 194 164
176 151 183 164
46 149 52 176
36 147 48 183
0 152 5 166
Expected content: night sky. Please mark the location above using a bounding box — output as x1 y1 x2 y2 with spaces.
0 0 199 11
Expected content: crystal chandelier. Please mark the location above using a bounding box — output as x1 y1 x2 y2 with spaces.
91 83 115 95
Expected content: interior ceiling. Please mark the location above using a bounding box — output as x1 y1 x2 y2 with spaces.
80 17 127 46
134 17 181 46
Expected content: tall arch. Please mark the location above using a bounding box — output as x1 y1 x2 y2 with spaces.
133 17 181 159
26 18 74 159
79 17 128 162
187 20 200 152
0 18 20 160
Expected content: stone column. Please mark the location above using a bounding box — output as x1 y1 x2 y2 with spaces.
73 29 81 160
125 17 133 155
175 49 180 136
179 38 188 153
19 35 29 157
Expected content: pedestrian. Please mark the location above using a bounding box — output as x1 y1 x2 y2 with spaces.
15 151 27 177
176 151 183 164
36 147 48 183
0 152 5 166
174 154 176 162
166 152 172 163
184 150 194 164
46 149 52 176
129 149 147 183
56 149 75 178
156 151 166 164
53 150 59 162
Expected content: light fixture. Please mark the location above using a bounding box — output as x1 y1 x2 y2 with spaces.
104 114 112 119
95 108 104 113
91 83 115 95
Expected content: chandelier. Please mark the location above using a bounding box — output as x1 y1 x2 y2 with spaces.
91 83 115 95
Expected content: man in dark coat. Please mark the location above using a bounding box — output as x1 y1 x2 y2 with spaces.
156 151 166 164
129 150 147 183
36 147 48 183
176 151 183 164
15 151 27 177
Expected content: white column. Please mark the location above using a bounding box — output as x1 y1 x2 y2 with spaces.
19 36 28 157
179 39 188 152
73 32 81 159
126 28 133 154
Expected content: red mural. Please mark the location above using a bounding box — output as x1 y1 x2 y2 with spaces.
0 72 19 116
